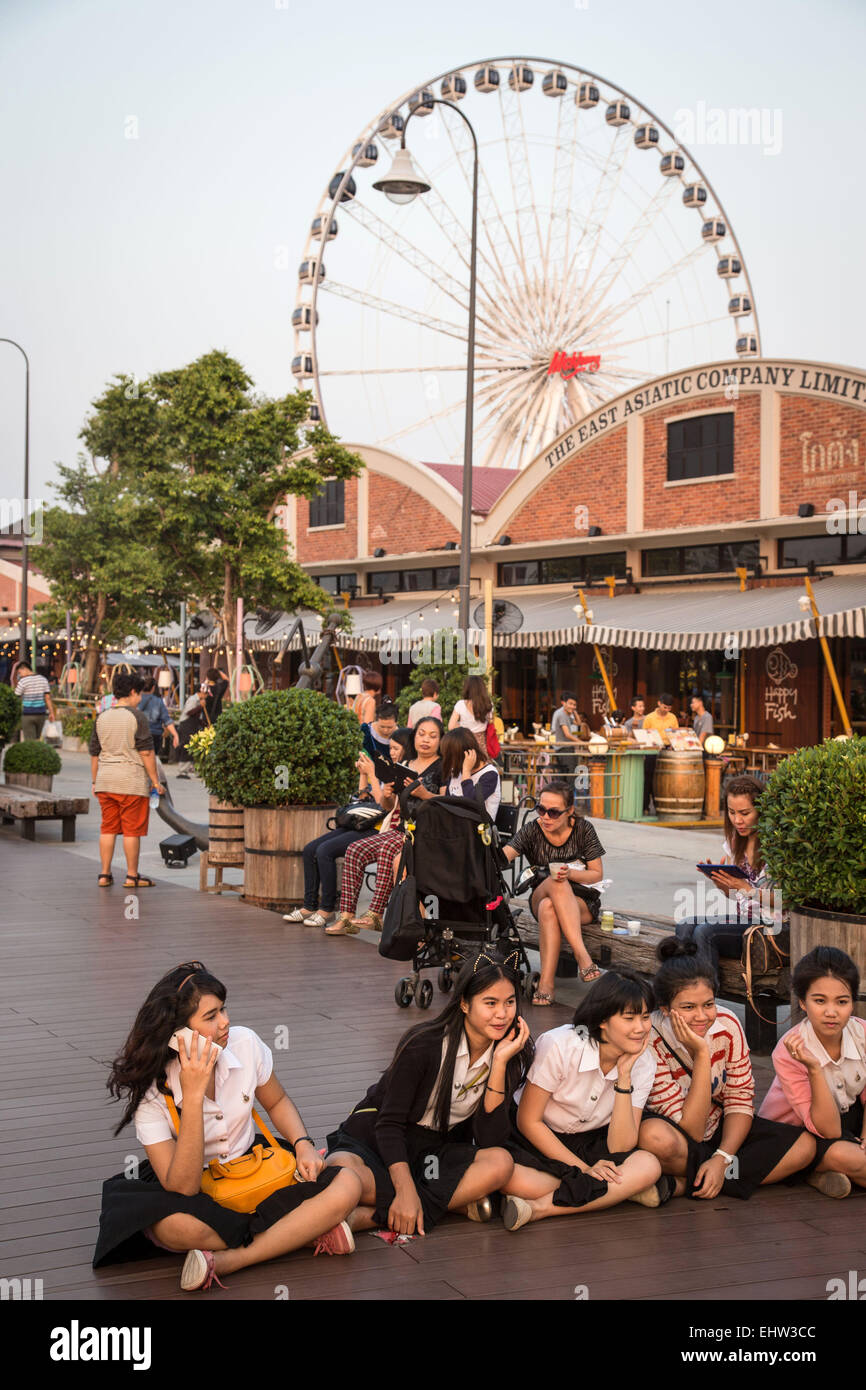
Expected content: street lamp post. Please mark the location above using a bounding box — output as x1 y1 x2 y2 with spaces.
0 338 30 664
373 101 479 635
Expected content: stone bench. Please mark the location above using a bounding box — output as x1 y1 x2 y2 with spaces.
513 907 790 1053
0 787 90 842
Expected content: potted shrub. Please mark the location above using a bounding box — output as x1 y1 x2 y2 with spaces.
0 685 21 750
203 689 362 910
4 740 63 792
759 737 866 1019
59 704 95 752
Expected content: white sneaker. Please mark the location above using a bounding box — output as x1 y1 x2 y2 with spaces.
283 907 313 922
305 911 335 928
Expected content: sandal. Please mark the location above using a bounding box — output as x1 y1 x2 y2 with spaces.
532 991 555 1006
324 914 360 936
98 873 113 887
580 964 602 982
124 875 156 888
350 911 382 931
282 907 314 922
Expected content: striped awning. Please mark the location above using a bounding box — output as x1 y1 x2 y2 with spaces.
496 573 866 652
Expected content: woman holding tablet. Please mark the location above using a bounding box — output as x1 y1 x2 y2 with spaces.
637 939 815 1204
500 969 661 1229
93 962 363 1290
759 946 866 1197
676 775 784 973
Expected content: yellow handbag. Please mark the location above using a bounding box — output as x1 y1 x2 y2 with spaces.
165 1093 297 1213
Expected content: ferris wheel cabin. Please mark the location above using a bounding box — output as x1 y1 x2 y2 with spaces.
702 218 727 242
634 124 660 148
577 82 599 107
736 335 758 356
682 183 708 208
292 306 319 330
440 74 467 99
352 142 378 167
717 256 742 278
328 173 356 203
310 215 337 240
728 294 752 315
542 69 568 96
408 89 434 115
508 65 534 91
475 65 500 92
660 152 685 176
298 259 325 283
605 100 631 125
291 354 314 379
378 112 405 139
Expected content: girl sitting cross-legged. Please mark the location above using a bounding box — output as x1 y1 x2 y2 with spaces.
324 953 533 1235
636 938 816 1206
759 946 866 1198
500 969 663 1231
93 962 363 1291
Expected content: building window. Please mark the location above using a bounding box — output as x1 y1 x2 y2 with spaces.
499 553 626 587
434 566 460 588
778 533 861 568
642 541 759 577
308 478 344 528
315 572 357 595
667 413 734 481
368 570 401 594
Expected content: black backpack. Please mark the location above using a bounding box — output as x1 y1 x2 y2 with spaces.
379 836 426 961
328 798 384 833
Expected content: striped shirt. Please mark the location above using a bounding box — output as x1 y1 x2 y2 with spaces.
15 674 51 714
646 1007 754 1141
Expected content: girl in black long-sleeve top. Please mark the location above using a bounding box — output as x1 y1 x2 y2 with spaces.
326 954 534 1235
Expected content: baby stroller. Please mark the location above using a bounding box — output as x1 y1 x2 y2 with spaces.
381 793 533 1009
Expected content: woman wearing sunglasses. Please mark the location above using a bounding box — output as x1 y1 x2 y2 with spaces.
501 780 605 1004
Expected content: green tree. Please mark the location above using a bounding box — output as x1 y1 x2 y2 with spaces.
35 459 183 692
79 351 363 672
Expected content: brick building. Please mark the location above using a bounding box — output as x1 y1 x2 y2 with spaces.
285 356 866 745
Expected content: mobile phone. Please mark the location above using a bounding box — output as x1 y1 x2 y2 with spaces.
168 1026 222 1056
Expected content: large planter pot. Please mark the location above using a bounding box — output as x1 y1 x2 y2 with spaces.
243 804 336 912
5 772 53 792
790 905 866 1023
208 796 244 866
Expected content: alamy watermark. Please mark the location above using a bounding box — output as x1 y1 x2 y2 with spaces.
0 499 43 543
673 102 783 157
826 492 866 534
378 624 486 671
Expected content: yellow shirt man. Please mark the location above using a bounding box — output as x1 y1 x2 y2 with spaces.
643 701 680 739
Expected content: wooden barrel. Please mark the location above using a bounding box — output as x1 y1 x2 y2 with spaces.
207 797 244 866
790 906 866 1024
243 804 335 912
652 749 705 820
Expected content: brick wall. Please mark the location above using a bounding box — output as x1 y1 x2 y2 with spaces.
503 431 628 542
365 472 458 552
642 393 761 531
295 477 360 563
779 397 866 513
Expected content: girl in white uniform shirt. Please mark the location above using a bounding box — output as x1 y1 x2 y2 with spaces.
759 946 866 1197
500 969 662 1230
93 962 363 1290
637 939 815 1205
439 728 501 820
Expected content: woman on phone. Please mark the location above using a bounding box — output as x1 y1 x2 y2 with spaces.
501 780 605 1003
676 775 783 973
325 953 532 1233
326 717 443 935
637 939 815 1205
759 946 866 1197
286 728 414 929
500 970 662 1230
439 727 501 820
93 962 363 1290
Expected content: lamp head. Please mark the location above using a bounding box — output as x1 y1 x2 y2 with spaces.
373 146 431 204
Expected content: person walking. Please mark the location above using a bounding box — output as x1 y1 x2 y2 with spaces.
89 672 165 888
14 661 56 740
138 677 181 760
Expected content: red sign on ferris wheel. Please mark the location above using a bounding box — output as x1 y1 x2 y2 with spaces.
549 351 601 378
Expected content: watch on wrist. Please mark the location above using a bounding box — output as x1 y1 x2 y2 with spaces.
613 1082 634 1094
292 1134 315 1151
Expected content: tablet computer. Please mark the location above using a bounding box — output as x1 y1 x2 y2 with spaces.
697 862 751 880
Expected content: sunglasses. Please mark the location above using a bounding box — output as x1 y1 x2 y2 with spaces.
537 805 567 819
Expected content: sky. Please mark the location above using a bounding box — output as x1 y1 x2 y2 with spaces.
1 0 864 502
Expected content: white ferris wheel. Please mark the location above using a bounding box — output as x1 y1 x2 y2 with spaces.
293 57 762 472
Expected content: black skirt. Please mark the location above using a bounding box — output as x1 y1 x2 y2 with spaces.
92 1135 341 1268
530 878 601 924
507 1118 632 1209
325 1109 478 1230
811 1098 865 1168
643 1109 806 1199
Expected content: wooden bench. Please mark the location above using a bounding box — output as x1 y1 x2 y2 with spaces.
514 908 790 1053
0 787 90 842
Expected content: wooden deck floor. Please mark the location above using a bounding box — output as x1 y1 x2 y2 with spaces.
1 828 865 1304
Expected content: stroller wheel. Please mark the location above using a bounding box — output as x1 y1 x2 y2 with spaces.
395 978 414 1008
523 971 540 1002
438 966 453 993
416 980 434 1010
